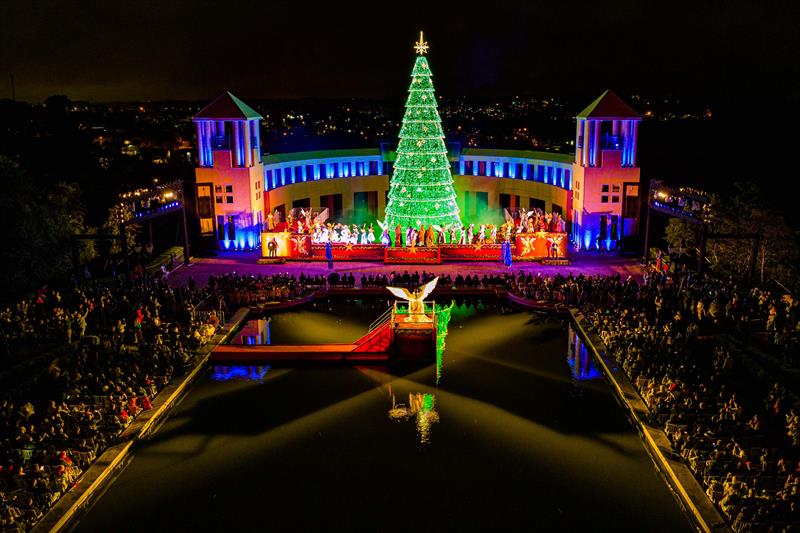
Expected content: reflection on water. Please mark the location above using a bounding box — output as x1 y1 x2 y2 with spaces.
388 392 440 444
211 366 270 381
232 318 271 345
567 326 602 381
79 300 692 532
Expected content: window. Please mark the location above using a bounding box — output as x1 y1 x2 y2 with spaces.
217 215 225 241
215 185 222 193
529 197 545 210
612 184 620 193
353 191 378 224
601 184 609 193
574 191 580 201
499 193 520 210
319 194 343 220
225 185 233 193
601 195 609 203
256 191 261 200
216 196 223 204
476 191 489 218
256 181 261 190
575 180 580 190
292 197 310 208
226 196 234 203
227 215 236 241
612 195 620 203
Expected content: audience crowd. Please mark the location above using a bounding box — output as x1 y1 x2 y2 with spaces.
575 270 800 532
3 261 800 531
0 278 219 531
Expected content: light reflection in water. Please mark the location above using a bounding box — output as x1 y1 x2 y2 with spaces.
384 301 453 444
211 366 271 381
232 318 271 345
388 392 440 444
567 327 602 381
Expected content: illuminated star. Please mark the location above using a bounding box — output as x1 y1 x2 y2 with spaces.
344 243 354 251
414 31 429 55
472 242 484 251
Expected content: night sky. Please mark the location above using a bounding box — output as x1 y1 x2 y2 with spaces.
2 1 799 104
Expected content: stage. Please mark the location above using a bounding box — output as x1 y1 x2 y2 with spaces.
260 231 569 264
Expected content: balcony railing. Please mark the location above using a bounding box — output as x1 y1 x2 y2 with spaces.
212 136 230 150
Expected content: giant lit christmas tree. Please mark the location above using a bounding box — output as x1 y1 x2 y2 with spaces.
383 32 462 237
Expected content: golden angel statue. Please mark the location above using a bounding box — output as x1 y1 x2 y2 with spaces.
386 277 438 322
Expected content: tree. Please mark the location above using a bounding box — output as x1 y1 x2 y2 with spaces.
383 34 462 235
0 157 96 297
102 202 139 254
705 183 800 288
663 218 697 251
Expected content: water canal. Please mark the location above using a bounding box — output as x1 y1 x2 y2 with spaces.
74 298 691 531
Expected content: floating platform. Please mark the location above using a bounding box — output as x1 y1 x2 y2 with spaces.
210 303 438 364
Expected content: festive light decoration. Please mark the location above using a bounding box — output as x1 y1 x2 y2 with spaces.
383 33 462 235
413 31 429 55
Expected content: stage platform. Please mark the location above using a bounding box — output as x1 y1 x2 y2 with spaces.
260 231 569 265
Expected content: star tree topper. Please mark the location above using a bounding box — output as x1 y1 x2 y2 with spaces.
414 31 429 55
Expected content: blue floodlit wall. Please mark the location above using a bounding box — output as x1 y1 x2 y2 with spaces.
263 149 573 193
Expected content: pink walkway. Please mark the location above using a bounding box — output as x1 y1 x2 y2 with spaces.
168 251 644 288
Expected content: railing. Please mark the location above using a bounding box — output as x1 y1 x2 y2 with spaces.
212 136 230 150
368 306 394 332
600 134 622 150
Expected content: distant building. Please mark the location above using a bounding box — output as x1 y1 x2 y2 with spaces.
193 90 640 251
194 92 264 250
571 90 642 250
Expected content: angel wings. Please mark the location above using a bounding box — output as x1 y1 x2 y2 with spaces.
386 276 439 302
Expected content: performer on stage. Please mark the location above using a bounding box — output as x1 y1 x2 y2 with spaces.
367 224 376 244
379 223 390 246
394 224 402 247
449 226 457 244
267 237 278 257
467 224 474 244
426 225 436 247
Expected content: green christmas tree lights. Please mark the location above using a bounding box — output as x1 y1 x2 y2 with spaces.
383 32 462 238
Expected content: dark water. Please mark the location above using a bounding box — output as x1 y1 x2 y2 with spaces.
74 300 690 532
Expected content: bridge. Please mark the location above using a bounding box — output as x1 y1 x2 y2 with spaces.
210 301 438 364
